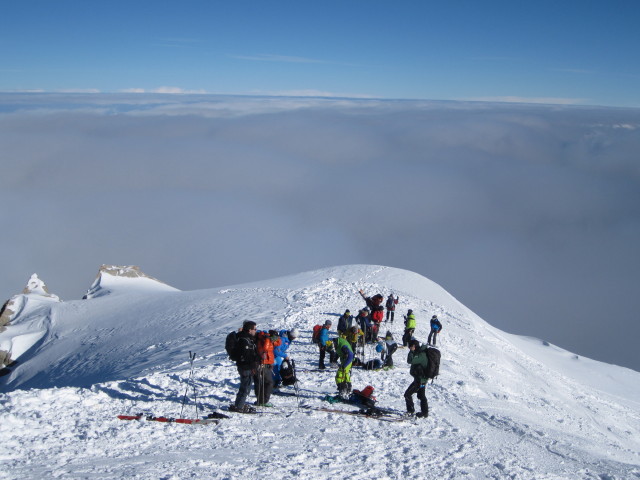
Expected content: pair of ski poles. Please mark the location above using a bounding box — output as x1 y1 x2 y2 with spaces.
180 351 199 419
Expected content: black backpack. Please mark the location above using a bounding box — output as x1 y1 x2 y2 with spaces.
225 331 240 361
280 359 297 386
425 346 441 381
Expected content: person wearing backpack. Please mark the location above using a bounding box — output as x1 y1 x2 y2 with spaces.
254 329 281 407
402 309 417 347
318 320 337 369
405 339 429 418
428 315 443 346
230 321 259 414
273 328 299 388
385 294 399 322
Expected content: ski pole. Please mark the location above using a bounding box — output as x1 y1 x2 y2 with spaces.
291 359 301 409
180 351 196 418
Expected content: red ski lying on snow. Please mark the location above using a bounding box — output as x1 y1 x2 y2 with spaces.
117 413 226 424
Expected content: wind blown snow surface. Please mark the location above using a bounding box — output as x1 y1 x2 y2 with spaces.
1 265 638 479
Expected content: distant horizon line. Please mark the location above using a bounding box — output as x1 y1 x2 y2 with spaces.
0 89 636 109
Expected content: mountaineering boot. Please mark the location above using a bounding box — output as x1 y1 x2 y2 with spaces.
337 383 349 399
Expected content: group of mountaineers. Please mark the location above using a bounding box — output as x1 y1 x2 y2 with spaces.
225 288 442 419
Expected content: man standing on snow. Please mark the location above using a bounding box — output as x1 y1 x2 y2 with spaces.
404 339 429 418
428 315 443 346
318 320 337 369
230 321 259 413
385 294 399 322
337 309 353 337
402 309 416 347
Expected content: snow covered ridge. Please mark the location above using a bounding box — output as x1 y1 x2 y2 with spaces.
1 265 639 479
82 264 179 299
0 265 176 368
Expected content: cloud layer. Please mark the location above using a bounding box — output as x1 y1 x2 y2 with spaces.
1 93 639 371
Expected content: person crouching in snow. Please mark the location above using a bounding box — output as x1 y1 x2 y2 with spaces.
405 339 429 418
335 336 355 399
273 328 299 387
378 331 398 368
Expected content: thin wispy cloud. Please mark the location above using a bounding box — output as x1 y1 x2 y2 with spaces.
252 89 377 99
465 96 588 105
228 53 359 67
119 87 208 94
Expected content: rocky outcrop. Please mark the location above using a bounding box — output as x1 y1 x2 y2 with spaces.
0 274 60 367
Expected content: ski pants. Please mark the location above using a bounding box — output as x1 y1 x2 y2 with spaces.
386 310 395 322
319 345 337 368
404 378 428 415
428 328 439 345
254 364 274 404
382 343 398 367
273 356 286 384
335 363 352 386
235 368 254 409
402 328 415 346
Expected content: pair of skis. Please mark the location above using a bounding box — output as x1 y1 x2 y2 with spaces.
117 413 225 425
300 405 411 423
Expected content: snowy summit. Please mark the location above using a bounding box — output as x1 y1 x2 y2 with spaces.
0 264 638 479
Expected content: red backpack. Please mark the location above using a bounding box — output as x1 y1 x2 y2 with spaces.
312 324 323 344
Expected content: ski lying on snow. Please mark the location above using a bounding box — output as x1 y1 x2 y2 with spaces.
117 414 224 424
322 395 406 417
300 405 410 423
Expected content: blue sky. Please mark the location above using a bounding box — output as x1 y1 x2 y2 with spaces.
2 0 639 106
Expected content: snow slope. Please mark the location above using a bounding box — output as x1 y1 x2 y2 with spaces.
1 265 638 479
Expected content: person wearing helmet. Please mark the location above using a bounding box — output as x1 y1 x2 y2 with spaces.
402 309 417 347
405 339 429 418
273 327 299 387
428 315 443 346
